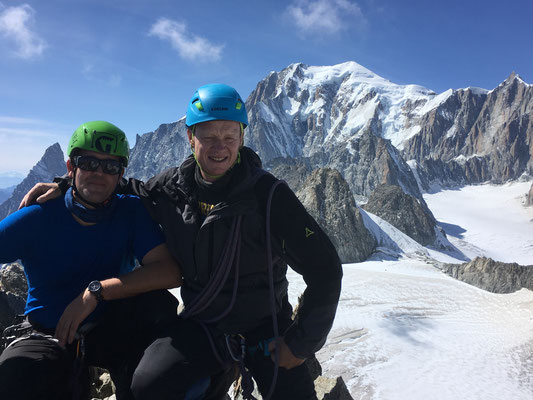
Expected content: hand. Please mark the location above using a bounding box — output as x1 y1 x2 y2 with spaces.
268 336 306 370
55 289 97 347
18 182 62 210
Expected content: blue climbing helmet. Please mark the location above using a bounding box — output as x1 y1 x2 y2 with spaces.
185 83 248 127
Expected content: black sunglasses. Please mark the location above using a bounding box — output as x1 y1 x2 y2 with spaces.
73 156 123 175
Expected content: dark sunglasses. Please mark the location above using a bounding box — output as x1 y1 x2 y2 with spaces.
73 156 123 175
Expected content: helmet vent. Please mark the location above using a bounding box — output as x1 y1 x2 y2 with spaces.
193 99 204 111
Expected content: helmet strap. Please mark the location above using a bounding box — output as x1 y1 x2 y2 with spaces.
71 167 114 209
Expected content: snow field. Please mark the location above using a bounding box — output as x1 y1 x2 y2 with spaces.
424 181 533 265
286 181 533 399
288 260 533 400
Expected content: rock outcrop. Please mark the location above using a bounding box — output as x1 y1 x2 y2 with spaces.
0 143 66 220
269 164 376 263
127 120 189 181
527 182 533 206
363 184 438 246
295 168 376 263
442 257 533 293
407 74 533 186
0 263 27 331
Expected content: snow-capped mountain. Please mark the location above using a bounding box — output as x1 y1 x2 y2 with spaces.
0 143 66 220
245 61 435 160
245 62 532 192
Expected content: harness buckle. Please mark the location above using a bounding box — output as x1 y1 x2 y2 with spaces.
1 319 33 352
224 334 246 362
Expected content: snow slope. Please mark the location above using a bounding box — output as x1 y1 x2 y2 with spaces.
424 181 533 265
287 181 533 400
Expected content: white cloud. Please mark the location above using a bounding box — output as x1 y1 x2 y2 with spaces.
0 4 47 59
286 0 365 35
149 18 223 62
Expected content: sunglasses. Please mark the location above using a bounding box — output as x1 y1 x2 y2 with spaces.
73 156 123 175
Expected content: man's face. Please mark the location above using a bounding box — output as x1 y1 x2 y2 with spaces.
67 150 122 204
187 120 243 182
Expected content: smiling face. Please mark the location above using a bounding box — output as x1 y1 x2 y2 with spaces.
187 120 243 182
67 150 122 205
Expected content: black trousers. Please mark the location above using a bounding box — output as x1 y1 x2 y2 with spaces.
131 316 317 400
0 290 179 400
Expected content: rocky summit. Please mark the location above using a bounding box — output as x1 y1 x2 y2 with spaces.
0 143 66 220
363 184 438 246
442 257 533 293
293 168 376 263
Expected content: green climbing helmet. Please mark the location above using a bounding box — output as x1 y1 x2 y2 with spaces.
68 121 130 166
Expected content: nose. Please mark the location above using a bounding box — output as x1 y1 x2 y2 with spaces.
211 138 225 150
91 165 106 175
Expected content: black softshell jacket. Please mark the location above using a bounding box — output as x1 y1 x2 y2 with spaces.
122 147 343 358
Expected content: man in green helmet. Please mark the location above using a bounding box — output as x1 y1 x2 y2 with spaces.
0 121 182 400
21 84 343 400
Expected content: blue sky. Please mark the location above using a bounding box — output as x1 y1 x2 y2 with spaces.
0 0 531 177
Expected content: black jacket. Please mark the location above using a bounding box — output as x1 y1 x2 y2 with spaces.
123 147 342 358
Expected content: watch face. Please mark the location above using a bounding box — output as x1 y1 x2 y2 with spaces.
88 280 101 292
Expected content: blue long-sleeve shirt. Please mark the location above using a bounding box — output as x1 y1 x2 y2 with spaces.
0 194 164 329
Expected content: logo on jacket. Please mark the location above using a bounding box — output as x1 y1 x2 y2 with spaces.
305 227 314 238
198 201 215 216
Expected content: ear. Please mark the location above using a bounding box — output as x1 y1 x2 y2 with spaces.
66 159 75 178
187 128 194 145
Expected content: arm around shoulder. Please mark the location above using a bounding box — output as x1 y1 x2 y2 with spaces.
100 243 182 301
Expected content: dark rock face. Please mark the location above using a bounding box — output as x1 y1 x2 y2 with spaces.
442 257 533 293
0 143 66 220
408 74 533 186
0 263 27 331
363 184 438 246
316 131 423 201
126 120 190 182
292 168 376 263
527 183 533 206
268 130 424 204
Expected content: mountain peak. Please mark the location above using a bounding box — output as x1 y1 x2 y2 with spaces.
0 143 66 219
502 71 529 86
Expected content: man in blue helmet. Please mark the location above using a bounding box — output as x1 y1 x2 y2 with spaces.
21 84 343 400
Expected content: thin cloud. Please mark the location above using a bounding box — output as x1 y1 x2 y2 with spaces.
0 4 47 59
286 0 365 35
81 63 122 88
0 116 52 125
149 18 223 62
109 74 122 88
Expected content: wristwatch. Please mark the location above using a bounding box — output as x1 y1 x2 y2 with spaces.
87 280 104 303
